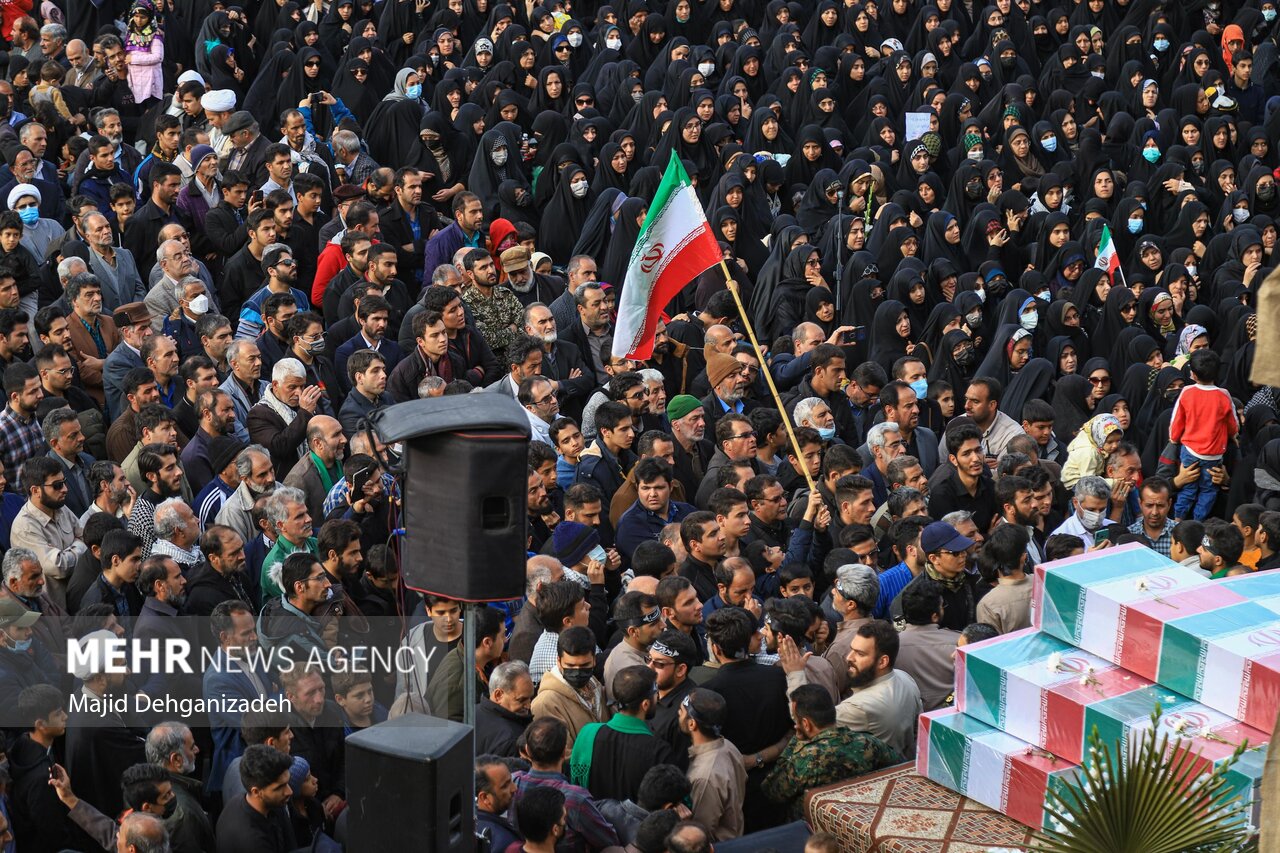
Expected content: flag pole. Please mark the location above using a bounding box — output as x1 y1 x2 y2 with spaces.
718 259 817 493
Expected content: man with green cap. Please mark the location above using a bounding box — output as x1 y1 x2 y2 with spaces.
668 394 713 500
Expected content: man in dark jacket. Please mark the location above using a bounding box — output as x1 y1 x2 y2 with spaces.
246 359 320 477
10 683 75 853
121 162 181 268
377 168 435 290
203 172 250 262
576 401 638 508
475 660 535 757
387 309 466 402
781 344 859 446
0 598 59 710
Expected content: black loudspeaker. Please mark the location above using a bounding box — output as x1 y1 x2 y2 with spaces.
345 715 474 852
368 396 530 601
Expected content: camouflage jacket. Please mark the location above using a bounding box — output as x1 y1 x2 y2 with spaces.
462 283 523 363
760 725 901 819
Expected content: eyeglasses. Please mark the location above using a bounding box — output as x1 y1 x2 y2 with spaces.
648 658 674 669
304 60 321 68
43 480 67 490
275 258 297 267
729 431 757 441
805 257 822 267
304 573 331 584
532 394 556 407
1088 375 1110 385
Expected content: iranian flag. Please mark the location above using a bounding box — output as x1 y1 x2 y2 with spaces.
613 154 723 360
1095 223 1120 279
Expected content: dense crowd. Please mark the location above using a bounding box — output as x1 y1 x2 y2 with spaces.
0 0 1272 851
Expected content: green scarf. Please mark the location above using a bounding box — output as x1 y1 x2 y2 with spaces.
569 713 652 788
924 561 967 592
309 451 340 495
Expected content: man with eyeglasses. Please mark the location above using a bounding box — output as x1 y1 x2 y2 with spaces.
236 245 309 341
695 413 759 508
862 422 906 507
518 376 558 447
10 456 87 610
700 351 756 436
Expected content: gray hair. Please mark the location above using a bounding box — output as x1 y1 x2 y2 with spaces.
118 813 169 853
490 660 531 694
1074 475 1111 502
234 444 271 479
56 256 87 281
152 499 189 540
156 238 184 265
417 375 446 398
637 368 664 385
1 547 38 583
793 397 827 426
18 122 44 143
332 129 361 155
264 486 307 527
271 357 306 383
226 339 257 365
93 108 120 130
941 510 973 528
526 555 561 599
40 23 66 41
834 564 879 614
430 264 460 286
867 421 901 449
886 455 922 488
41 406 80 446
144 721 191 766
886 487 924 518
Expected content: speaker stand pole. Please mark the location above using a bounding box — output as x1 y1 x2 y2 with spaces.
463 603 478 729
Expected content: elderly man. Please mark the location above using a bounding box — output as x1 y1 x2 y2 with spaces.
0 546 71 669
64 39 102 89
247 358 323 476
215 445 276 547
283 416 347 524
143 239 197 331
523 301 592 417
84 212 147 313
102 301 154 418
148 499 204 571
62 274 119 408
259 486 316 598
10 457 87 609
220 339 264 443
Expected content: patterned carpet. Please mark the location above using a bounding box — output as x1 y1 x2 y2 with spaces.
805 763 1038 852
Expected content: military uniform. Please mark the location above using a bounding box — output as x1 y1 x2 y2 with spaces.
462 282 524 363
761 726 901 819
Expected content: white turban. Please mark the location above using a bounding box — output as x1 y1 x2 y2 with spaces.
7 183 40 210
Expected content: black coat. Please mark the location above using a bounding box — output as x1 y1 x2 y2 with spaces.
204 202 249 259
10 733 78 853
288 700 348 800
474 697 530 757
121 199 179 267
378 200 436 287
64 706 145 817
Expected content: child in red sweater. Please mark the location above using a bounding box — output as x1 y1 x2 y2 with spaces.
1169 349 1238 520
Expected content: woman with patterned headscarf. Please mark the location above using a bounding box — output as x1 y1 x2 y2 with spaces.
1062 412 1123 487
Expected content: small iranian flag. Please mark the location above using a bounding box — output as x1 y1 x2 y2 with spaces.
613 154 723 360
1095 223 1120 278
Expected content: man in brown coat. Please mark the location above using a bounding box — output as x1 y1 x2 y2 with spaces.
62 274 119 408
529 626 607 748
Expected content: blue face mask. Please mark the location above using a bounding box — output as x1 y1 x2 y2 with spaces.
405 83 422 100
1265 8 1277 21
1153 38 1169 52
1127 217 1143 234
1142 147 1160 163
908 377 928 400
817 425 836 441
1041 136 1057 152
16 206 37 226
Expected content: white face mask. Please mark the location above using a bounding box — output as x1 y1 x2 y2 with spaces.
698 61 715 76
491 148 508 166
571 179 589 197
1079 507 1106 530
187 294 209 315
1186 264 1198 277
607 37 622 50
1233 208 1250 223
975 286 986 303
567 32 583 47
1020 312 1038 330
